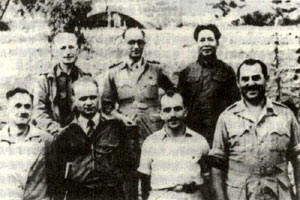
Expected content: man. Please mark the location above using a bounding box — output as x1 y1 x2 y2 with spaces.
33 31 90 135
52 77 128 200
210 59 300 200
0 88 54 200
177 24 239 146
101 27 174 199
138 90 210 200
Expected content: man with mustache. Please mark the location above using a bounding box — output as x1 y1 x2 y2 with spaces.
210 59 300 200
33 31 90 135
177 24 240 146
101 27 174 200
0 87 54 200
138 89 209 200
51 77 128 200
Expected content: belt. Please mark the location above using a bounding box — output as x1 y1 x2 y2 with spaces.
229 160 287 177
154 182 202 193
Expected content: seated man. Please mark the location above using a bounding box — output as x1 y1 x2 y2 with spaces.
138 90 210 200
52 77 128 200
0 88 54 200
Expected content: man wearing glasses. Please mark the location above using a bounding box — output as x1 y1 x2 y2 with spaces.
101 28 174 200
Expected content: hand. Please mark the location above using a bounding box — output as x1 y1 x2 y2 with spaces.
120 114 136 126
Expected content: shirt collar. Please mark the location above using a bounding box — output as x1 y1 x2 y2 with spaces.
77 112 100 133
160 126 194 140
123 57 145 71
0 124 41 144
46 63 79 78
233 98 277 120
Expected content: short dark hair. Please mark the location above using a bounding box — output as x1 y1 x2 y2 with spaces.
50 30 84 48
237 58 268 80
194 24 221 41
122 28 145 40
6 87 33 102
160 89 187 107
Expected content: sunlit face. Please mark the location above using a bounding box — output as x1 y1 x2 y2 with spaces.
238 63 267 104
197 29 218 57
53 32 79 66
8 93 33 126
73 82 99 119
160 94 187 130
124 29 145 60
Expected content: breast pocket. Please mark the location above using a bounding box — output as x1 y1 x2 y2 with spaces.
269 128 290 152
141 81 158 100
117 83 134 101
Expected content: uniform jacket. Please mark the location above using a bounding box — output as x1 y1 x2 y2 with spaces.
33 63 90 134
178 58 240 145
51 115 129 199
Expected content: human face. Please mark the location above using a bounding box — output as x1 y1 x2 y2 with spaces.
124 29 145 60
53 33 79 66
8 93 32 126
197 29 218 57
73 82 99 119
160 94 187 130
238 63 267 104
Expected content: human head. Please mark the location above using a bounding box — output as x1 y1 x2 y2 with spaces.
237 59 269 105
6 87 33 127
52 31 79 66
194 24 221 57
72 77 99 119
160 90 187 130
122 28 146 61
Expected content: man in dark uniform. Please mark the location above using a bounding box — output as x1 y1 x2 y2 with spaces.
52 77 128 200
177 24 240 146
101 28 174 200
33 31 90 135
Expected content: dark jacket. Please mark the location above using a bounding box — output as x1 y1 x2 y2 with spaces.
51 116 129 200
178 58 240 146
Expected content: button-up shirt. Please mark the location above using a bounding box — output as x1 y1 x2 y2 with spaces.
138 127 209 190
210 98 300 200
178 58 240 146
0 124 53 200
78 113 100 135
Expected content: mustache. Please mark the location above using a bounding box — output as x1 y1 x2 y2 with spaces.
168 117 179 122
245 84 261 91
20 113 29 118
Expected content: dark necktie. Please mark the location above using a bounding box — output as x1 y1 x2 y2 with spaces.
87 120 95 137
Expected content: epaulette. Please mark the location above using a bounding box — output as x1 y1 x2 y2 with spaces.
109 61 123 69
226 103 238 111
147 60 160 65
272 101 289 109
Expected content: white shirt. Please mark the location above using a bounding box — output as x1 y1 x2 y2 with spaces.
77 113 100 134
138 127 210 190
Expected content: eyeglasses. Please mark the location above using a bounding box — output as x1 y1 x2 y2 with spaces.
128 39 146 46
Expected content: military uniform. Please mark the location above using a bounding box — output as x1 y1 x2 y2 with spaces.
33 64 90 134
101 57 174 200
210 98 300 200
178 58 240 146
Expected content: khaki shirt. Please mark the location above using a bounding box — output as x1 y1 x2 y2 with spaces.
101 58 174 138
138 127 209 190
0 124 53 200
210 98 300 200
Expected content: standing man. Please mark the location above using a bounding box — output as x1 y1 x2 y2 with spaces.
0 88 54 200
210 59 300 200
177 24 239 146
52 77 128 200
101 27 174 200
33 31 90 135
138 90 210 200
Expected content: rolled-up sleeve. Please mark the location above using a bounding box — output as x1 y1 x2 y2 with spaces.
209 113 228 161
138 138 153 176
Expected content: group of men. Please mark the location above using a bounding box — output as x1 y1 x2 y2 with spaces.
1 23 300 200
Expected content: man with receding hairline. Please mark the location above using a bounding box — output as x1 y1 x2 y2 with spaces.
101 27 174 200
52 77 128 200
33 31 90 135
210 59 300 200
